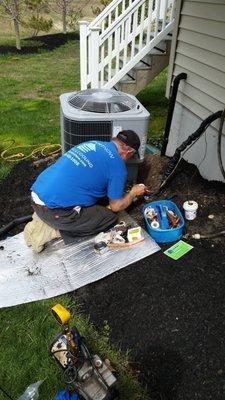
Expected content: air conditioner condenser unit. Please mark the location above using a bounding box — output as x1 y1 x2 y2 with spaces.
60 89 150 181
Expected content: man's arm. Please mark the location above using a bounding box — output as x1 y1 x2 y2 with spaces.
109 184 147 212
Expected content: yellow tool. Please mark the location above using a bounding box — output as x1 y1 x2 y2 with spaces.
52 303 71 325
52 304 77 353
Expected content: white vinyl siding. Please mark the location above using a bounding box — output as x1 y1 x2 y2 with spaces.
168 0 225 132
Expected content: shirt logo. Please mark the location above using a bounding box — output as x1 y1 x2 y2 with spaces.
77 143 96 153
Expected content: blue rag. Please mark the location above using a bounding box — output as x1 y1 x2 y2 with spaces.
55 389 79 400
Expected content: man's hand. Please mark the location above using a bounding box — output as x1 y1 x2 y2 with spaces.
109 183 148 212
130 183 148 198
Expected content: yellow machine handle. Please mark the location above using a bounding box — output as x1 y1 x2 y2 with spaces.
52 304 71 325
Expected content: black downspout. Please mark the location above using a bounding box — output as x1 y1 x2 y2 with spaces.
161 72 187 156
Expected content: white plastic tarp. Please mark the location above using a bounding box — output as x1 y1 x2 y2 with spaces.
0 214 160 308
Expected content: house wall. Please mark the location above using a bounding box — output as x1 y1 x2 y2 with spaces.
166 0 225 182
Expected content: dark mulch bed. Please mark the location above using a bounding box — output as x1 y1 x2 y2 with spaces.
1 155 225 400
0 32 79 55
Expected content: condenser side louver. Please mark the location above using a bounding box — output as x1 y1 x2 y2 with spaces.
62 117 112 152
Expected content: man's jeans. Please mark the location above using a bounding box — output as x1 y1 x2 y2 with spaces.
32 203 117 244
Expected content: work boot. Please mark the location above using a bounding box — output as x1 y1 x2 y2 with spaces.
24 212 61 253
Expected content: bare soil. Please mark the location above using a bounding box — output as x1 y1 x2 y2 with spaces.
0 154 225 400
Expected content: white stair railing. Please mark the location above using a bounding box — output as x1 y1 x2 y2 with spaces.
79 0 176 90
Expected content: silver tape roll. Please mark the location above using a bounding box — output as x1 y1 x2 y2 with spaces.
151 220 159 229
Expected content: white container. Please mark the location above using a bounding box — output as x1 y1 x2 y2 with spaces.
127 226 142 242
183 200 198 220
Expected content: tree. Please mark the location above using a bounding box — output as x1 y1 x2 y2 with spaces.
51 0 87 34
67 7 83 31
50 0 71 34
91 0 111 17
0 0 25 50
22 14 53 36
22 0 53 36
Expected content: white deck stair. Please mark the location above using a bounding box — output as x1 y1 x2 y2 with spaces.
79 0 176 95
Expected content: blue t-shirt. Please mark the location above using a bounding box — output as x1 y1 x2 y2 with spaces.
31 141 127 208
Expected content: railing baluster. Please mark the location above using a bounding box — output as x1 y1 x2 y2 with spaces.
100 20 106 86
131 8 138 59
154 0 160 37
115 5 119 19
100 42 105 86
102 19 105 33
108 35 113 81
88 34 91 80
162 0 168 29
126 15 132 57
146 0 153 44
79 21 88 89
90 26 101 88
159 0 165 19
115 27 120 74
138 3 145 51
123 17 130 66
170 0 176 21
121 17 125 43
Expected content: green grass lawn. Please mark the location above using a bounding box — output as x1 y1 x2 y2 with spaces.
0 34 80 178
0 33 168 179
0 32 169 399
0 40 79 137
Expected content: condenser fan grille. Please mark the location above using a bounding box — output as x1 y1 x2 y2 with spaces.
82 101 107 113
68 89 136 113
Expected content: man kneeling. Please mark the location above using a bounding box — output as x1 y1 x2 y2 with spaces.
24 130 148 252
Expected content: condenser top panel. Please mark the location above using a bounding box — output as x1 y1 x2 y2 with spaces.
68 89 137 113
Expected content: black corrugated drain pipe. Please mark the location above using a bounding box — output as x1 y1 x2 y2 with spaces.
161 110 223 187
144 110 224 200
161 72 187 156
0 215 32 238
